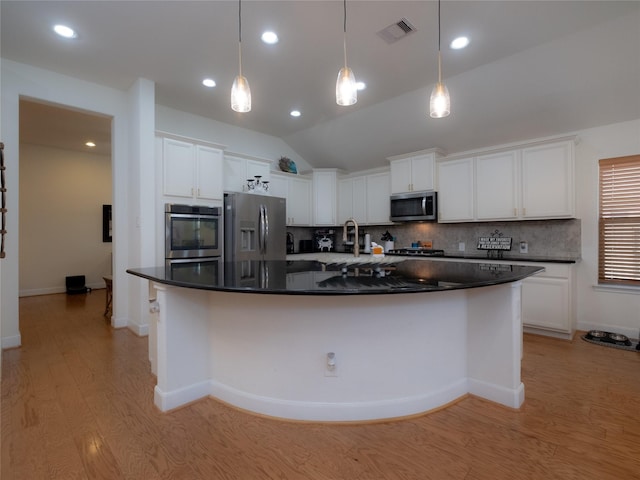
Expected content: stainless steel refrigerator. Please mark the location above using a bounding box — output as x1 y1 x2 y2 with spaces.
224 192 287 261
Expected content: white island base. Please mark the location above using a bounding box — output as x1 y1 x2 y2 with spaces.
150 282 524 422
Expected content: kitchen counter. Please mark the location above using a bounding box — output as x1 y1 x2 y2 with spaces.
129 258 541 421
288 251 579 264
127 258 543 295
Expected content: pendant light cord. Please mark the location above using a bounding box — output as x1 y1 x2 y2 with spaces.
238 0 243 76
343 0 348 68
437 0 442 84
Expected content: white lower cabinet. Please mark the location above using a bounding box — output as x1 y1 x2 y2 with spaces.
521 262 575 339
427 257 576 339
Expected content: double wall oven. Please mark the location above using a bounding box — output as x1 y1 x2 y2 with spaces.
165 204 222 282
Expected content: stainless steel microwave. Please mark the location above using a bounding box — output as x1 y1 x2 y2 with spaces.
389 191 437 222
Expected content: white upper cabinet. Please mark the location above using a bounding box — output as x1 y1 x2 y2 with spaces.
366 172 391 225
437 157 475 222
162 137 224 202
271 172 312 226
521 140 574 219
437 138 575 223
224 154 271 193
338 176 367 225
389 152 436 194
475 150 520 220
338 172 390 225
313 169 338 226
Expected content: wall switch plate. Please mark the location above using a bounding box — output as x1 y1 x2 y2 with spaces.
520 241 528 253
458 242 465 251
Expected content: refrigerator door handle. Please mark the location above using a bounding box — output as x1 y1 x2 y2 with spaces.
261 204 269 254
259 204 268 254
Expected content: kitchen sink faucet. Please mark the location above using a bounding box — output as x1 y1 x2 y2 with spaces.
343 218 360 257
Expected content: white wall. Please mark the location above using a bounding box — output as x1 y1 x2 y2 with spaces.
19 144 112 295
574 119 640 338
0 58 150 347
156 105 313 174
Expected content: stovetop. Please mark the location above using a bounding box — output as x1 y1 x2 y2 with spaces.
388 247 445 257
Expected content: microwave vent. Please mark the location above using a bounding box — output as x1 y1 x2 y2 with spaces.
377 18 416 44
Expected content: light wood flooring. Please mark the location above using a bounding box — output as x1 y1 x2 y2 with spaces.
2 292 640 479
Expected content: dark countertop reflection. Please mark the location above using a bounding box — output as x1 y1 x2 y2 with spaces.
127 259 544 296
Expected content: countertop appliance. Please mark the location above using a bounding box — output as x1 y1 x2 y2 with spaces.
390 190 437 222
387 247 445 257
224 192 286 261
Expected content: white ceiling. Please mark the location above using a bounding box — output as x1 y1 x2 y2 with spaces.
4 1 640 171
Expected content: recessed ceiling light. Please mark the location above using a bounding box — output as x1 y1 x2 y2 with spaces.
290 110 301 117
261 31 279 45
356 81 366 91
450 36 469 50
53 24 77 38
85 141 96 148
202 78 216 88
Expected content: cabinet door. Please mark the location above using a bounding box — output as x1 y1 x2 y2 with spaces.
313 171 337 225
475 150 519 220
195 146 223 200
411 154 435 192
521 141 574 218
390 159 412 194
268 174 288 199
224 155 247 192
246 159 271 184
288 177 312 225
437 158 475 222
352 176 368 223
163 138 195 198
338 178 353 224
522 276 571 332
366 172 390 224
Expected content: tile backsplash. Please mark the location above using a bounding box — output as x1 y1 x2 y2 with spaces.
289 219 581 260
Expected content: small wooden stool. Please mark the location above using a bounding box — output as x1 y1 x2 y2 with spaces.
103 275 113 317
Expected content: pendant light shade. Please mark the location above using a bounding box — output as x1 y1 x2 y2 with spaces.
336 0 357 106
430 0 450 118
231 74 251 113
231 0 251 113
336 66 357 106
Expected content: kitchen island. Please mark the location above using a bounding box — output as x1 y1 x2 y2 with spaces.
128 258 543 421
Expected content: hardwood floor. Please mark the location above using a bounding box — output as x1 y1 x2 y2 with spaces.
2 292 640 479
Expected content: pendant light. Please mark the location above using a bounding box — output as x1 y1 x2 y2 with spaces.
429 0 450 118
231 0 251 112
336 0 357 106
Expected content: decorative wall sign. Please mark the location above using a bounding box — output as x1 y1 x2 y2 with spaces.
477 229 512 251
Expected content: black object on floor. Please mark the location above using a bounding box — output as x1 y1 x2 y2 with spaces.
66 275 92 294
581 330 638 352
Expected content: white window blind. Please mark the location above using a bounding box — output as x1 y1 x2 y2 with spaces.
598 155 640 285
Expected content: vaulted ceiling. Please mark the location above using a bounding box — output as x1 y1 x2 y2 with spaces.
3 1 640 172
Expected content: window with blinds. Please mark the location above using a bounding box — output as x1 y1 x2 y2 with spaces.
598 155 640 285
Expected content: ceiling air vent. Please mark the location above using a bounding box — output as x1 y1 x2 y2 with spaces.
377 18 416 44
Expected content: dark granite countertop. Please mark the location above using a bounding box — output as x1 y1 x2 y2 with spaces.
127 259 544 296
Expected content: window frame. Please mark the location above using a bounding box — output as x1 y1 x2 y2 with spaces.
598 154 640 286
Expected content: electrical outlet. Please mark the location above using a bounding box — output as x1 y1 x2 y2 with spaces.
458 242 465 251
520 241 528 254
325 352 338 377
